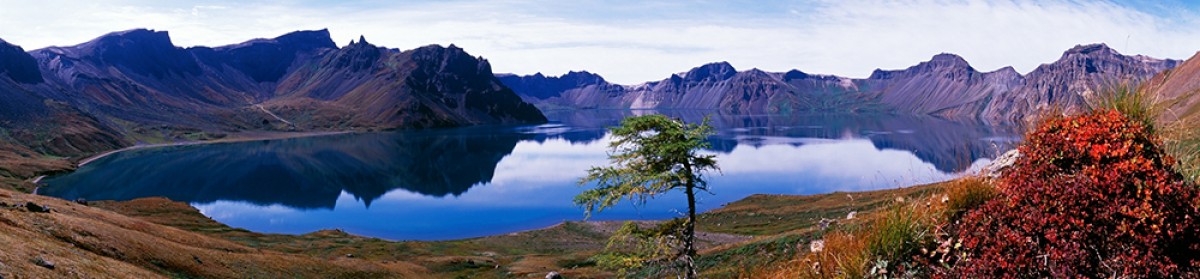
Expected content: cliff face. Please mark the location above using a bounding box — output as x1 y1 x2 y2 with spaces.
502 44 1177 124
0 29 545 164
274 42 546 129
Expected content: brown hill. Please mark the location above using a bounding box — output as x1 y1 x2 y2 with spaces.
0 187 425 278
1145 51 1200 123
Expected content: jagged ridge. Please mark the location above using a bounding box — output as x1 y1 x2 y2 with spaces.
501 44 1179 124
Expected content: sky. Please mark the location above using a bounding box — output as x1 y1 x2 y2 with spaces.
1 0 1199 84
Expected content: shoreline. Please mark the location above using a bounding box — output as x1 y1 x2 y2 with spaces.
74 130 355 168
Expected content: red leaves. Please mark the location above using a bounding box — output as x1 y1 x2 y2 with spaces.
946 110 1200 278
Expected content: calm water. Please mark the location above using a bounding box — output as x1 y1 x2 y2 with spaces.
40 110 1018 240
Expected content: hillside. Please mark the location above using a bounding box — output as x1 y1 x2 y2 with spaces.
1145 51 1200 122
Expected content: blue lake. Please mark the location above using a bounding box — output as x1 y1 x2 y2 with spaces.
39 110 1019 240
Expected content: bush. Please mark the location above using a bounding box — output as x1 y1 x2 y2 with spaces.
947 110 1200 278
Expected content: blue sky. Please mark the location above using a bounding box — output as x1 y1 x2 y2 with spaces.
2 0 1199 83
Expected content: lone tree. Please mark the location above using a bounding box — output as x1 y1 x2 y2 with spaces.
576 115 718 278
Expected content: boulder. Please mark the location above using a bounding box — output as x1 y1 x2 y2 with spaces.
32 257 54 269
24 202 50 213
982 149 1021 179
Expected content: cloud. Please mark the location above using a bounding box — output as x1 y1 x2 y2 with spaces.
0 0 1197 83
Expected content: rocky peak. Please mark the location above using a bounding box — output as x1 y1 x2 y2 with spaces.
85 29 175 50
1036 43 1178 76
329 36 385 72
0 38 43 84
559 71 606 85
783 69 809 80
408 44 492 79
683 61 737 82
870 53 976 80
197 29 339 82
76 29 201 78
928 53 971 67
273 29 337 50
1063 43 1116 57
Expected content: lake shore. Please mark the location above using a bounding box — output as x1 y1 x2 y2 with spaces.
74 130 354 168
0 164 955 278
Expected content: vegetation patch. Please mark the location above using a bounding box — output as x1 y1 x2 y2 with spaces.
949 110 1200 277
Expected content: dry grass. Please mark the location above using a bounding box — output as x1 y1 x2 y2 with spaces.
762 179 983 279
944 177 996 219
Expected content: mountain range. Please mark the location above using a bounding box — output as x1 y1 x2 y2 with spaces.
0 29 546 172
499 44 1180 125
4 28 1200 181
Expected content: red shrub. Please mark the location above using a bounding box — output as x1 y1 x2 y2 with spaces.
946 110 1200 278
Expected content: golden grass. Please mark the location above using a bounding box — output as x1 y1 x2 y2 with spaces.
762 179 980 279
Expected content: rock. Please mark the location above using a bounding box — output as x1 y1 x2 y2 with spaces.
810 240 826 253
818 218 836 230
545 271 563 279
982 149 1021 178
32 256 54 269
73 198 88 206
25 202 50 213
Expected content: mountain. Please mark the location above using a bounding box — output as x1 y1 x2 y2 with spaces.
272 41 545 129
0 29 545 177
501 44 1177 124
981 44 1179 123
1143 51 1200 123
868 53 1023 118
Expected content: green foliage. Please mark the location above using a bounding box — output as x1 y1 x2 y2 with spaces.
1092 83 1158 133
576 114 719 279
866 202 935 266
575 114 718 216
592 220 686 277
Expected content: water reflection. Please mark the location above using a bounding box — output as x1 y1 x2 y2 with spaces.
539 110 1018 172
42 129 528 209
39 110 1018 240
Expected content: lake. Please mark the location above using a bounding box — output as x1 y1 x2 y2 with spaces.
39 110 1019 240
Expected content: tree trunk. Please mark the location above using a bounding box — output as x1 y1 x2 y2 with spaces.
684 182 697 279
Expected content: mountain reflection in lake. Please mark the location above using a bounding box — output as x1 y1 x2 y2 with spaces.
40 110 1018 240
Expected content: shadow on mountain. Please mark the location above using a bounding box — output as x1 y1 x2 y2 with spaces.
40 129 527 209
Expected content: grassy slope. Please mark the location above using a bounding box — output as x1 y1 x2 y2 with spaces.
0 188 425 278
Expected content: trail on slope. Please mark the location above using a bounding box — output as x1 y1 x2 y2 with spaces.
256 104 294 126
